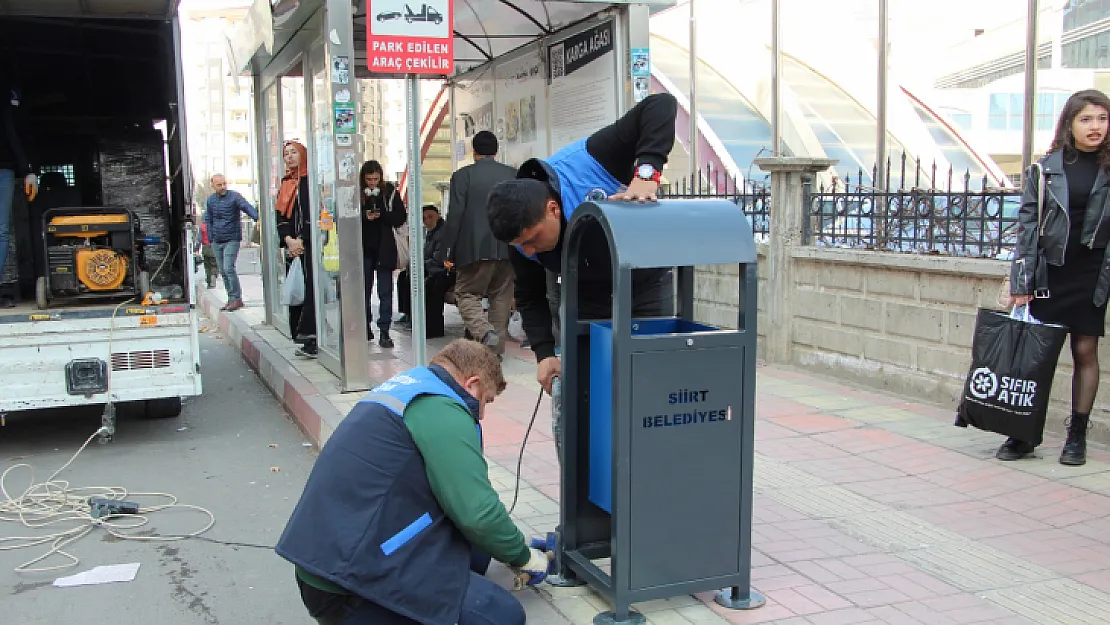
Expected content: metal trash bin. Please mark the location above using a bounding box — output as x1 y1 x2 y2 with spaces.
555 199 763 624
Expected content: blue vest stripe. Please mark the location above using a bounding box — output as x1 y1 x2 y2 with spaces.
380 512 433 555
363 392 407 414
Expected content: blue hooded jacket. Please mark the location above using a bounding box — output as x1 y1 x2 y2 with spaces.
515 138 623 273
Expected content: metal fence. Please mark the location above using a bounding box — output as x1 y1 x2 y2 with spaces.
659 168 771 237
805 156 1022 258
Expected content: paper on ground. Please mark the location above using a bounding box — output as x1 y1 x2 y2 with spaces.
53 563 141 587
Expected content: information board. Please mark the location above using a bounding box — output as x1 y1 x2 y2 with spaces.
548 20 618 149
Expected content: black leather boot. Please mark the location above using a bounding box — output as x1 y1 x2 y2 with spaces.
1060 414 1090 466
996 437 1035 460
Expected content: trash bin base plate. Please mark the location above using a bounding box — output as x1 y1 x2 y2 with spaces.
714 588 767 610
592 609 646 625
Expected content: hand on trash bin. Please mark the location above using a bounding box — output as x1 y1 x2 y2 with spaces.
609 178 657 203
538 356 561 395
512 548 554 590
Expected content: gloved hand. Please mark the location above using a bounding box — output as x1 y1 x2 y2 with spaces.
513 548 553 589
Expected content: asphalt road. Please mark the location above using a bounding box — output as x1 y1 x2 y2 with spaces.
0 331 317 625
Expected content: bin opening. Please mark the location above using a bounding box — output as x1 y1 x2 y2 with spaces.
588 317 724 513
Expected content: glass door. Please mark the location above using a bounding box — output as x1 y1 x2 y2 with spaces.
260 82 289 335
306 40 344 373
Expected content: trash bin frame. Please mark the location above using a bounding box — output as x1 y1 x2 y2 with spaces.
556 199 764 623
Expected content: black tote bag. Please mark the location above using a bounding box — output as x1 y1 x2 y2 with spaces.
955 306 1068 447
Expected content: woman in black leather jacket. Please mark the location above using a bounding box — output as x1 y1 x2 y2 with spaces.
1007 89 1110 466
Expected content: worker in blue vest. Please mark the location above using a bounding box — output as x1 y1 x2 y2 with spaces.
486 92 678 464
276 339 551 625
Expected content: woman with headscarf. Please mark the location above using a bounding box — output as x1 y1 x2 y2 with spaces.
275 140 318 358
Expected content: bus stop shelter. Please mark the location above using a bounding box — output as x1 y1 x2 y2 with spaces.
228 0 668 392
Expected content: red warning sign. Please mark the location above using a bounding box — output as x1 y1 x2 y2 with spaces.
366 0 454 75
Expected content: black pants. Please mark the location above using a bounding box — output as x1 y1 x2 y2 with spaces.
297 549 523 625
286 234 317 345
397 269 454 337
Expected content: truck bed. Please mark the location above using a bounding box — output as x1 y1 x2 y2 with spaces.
0 298 189 325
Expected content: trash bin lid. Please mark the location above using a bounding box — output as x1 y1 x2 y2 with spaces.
567 199 759 270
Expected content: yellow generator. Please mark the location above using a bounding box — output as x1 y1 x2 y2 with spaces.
35 207 151 310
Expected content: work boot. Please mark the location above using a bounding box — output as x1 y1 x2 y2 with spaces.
996 437 1035 461
379 333 394 349
1060 414 1090 466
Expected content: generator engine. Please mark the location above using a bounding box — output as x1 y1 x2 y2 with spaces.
36 208 150 309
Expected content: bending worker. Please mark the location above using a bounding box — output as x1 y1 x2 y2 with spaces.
275 339 551 625
487 92 679 463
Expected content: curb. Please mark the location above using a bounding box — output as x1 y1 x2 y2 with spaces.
196 288 344 449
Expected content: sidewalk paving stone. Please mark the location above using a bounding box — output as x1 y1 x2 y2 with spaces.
199 276 1110 624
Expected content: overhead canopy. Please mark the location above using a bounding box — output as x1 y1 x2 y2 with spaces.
232 0 674 79
0 0 179 18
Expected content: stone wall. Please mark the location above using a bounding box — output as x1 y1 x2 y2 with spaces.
694 247 1110 444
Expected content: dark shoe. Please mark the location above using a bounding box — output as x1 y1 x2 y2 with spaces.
219 302 230 311
295 341 318 359
366 325 374 341
996 438 1035 461
379 334 394 349
1060 414 1090 466
0 296 13 309
225 300 244 312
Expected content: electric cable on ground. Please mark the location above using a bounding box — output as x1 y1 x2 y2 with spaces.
507 385 545 515
0 429 221 574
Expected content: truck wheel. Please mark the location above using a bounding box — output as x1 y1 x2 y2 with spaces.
36 276 48 310
144 397 182 419
139 271 151 297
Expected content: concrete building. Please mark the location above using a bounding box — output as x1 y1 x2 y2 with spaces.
930 0 1110 182
179 1 257 205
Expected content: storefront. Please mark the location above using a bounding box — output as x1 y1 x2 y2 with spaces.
230 0 662 392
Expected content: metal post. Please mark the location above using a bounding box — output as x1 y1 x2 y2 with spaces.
406 76 427 366
688 0 698 180
771 0 781 157
876 0 889 190
1022 0 1040 176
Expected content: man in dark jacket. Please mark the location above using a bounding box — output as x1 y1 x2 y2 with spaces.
1 69 38 308
487 93 678 467
203 174 258 311
398 205 455 337
276 339 550 625
438 131 517 354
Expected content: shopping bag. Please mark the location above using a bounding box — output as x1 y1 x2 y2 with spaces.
954 306 1068 446
508 311 526 342
282 257 305 307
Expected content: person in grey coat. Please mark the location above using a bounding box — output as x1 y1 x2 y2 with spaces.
437 131 517 354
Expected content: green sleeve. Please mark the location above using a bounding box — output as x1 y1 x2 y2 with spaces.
405 395 532 567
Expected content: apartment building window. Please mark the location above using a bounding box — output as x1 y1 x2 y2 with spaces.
231 111 248 121
1063 0 1110 33
1062 31 1110 68
988 91 1070 131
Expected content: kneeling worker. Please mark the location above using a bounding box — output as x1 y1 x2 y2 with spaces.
276 339 551 625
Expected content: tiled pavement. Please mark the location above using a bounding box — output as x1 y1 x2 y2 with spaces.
201 275 1110 625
